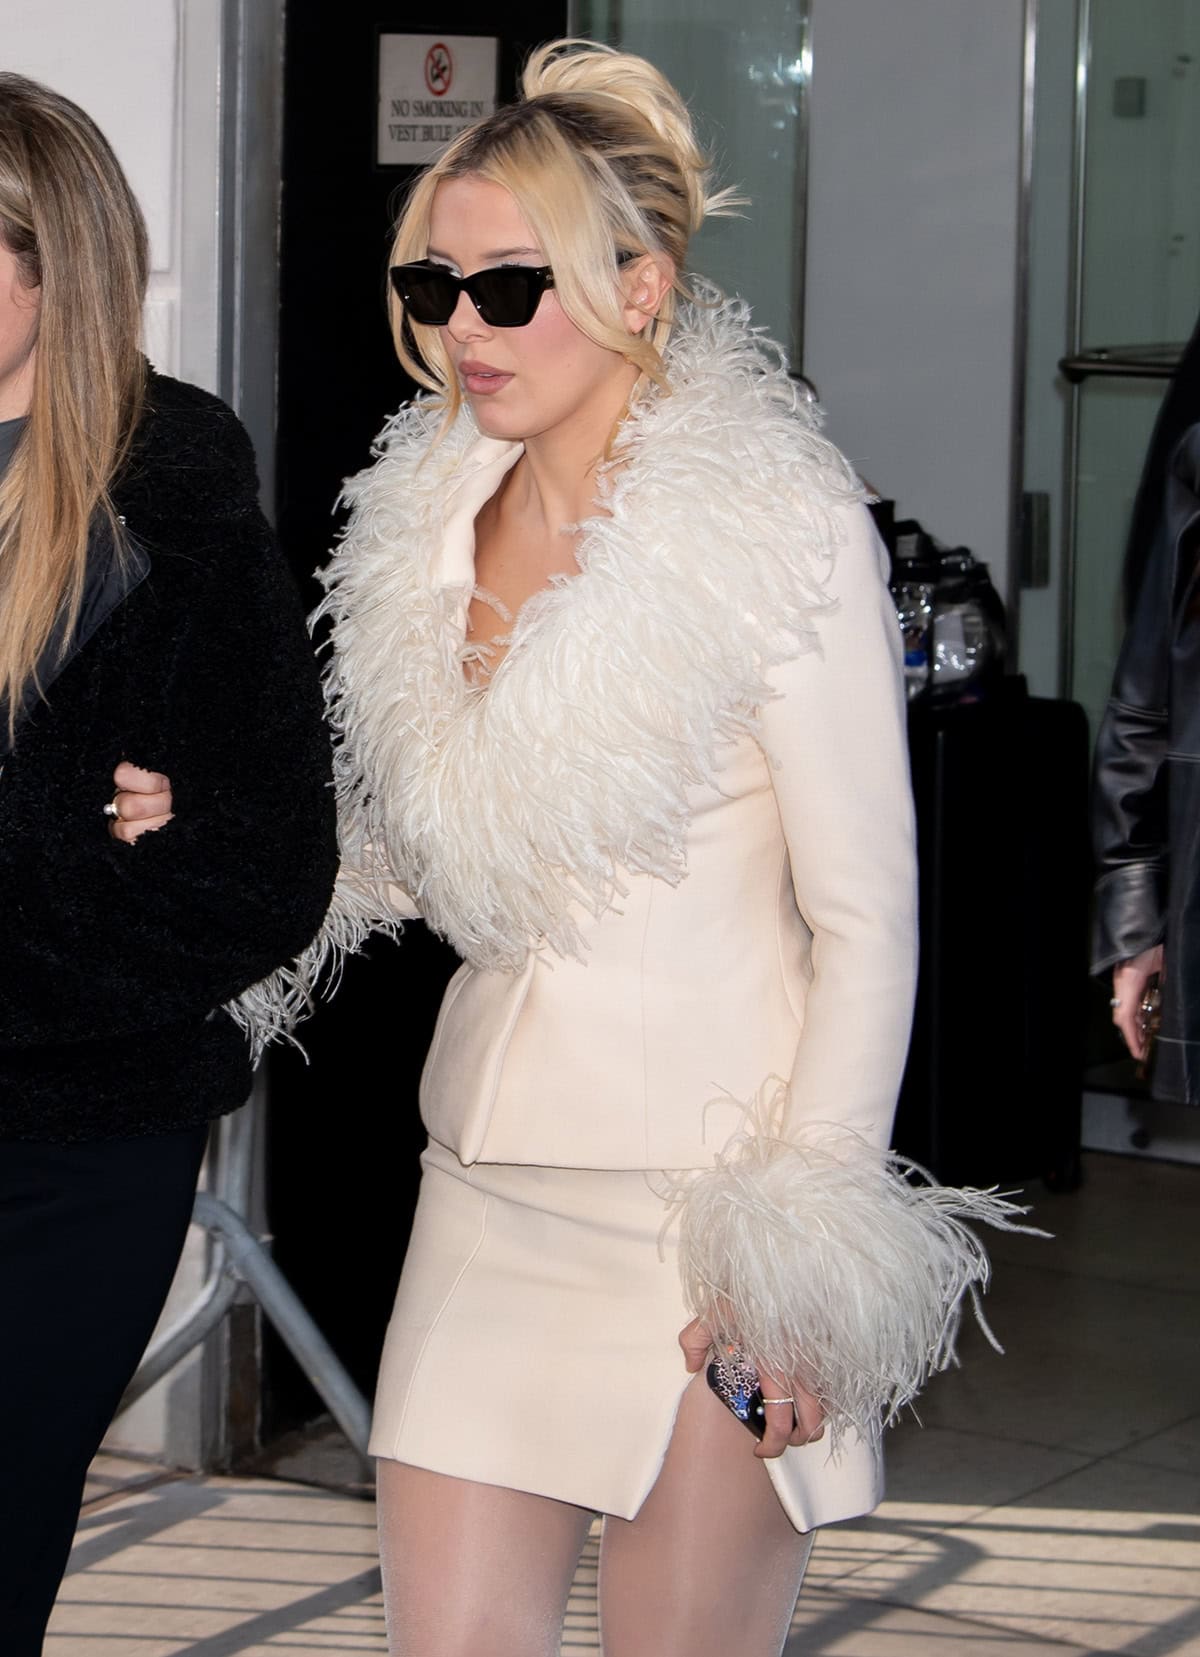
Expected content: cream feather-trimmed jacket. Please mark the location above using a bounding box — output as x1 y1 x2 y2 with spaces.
240 293 1025 1449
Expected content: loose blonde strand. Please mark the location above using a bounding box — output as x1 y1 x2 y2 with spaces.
0 73 147 736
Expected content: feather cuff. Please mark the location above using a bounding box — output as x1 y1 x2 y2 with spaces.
671 1094 1045 1449
225 863 403 1061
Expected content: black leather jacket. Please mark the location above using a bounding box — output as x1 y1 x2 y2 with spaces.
1092 422 1200 1103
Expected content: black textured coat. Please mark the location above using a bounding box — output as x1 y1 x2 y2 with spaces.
1092 415 1200 1105
0 370 338 1140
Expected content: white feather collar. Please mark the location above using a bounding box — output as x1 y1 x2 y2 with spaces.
232 290 863 1046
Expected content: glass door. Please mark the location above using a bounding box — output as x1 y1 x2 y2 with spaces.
1033 0 1200 725
1021 0 1200 1145
570 0 811 359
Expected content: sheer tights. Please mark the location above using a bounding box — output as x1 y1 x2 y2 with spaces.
376 1375 814 1657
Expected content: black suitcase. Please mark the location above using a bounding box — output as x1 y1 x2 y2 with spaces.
892 680 1089 1189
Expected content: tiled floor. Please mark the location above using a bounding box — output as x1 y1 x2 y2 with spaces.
45 1152 1200 1655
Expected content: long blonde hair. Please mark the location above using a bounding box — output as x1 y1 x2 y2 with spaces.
0 72 148 734
388 39 741 421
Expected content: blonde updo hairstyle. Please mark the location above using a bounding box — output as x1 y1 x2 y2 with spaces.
388 39 740 419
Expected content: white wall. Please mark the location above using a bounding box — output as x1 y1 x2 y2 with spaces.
804 0 1026 596
4 0 225 387
5 1 177 261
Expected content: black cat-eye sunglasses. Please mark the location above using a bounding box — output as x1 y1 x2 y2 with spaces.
389 260 556 329
390 250 640 330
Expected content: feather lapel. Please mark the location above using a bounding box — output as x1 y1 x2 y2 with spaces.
230 287 865 1049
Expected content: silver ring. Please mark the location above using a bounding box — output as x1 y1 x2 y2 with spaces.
103 799 121 819
1109 997 1121 1008
761 1396 795 1407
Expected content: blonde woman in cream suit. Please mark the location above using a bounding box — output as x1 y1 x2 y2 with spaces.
241 39 1025 1657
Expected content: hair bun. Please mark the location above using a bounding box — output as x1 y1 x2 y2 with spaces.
521 39 723 234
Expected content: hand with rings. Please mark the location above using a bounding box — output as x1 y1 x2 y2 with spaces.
1111 943 1164 1061
752 1359 825 1459
678 1316 826 1459
105 760 174 843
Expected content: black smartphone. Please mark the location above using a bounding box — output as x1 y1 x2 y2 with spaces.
705 1343 768 1440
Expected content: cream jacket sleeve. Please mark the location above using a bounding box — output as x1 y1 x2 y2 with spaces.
759 501 918 1149
677 501 1029 1447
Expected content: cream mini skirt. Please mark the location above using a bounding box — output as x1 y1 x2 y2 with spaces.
369 1138 880 1531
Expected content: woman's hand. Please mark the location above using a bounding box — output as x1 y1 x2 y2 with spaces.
679 1317 826 1460
1112 943 1164 1061
108 761 174 843
755 1358 825 1459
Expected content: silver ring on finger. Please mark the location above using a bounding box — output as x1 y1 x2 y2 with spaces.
103 798 121 819
761 1396 795 1406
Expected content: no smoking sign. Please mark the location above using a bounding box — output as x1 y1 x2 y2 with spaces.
378 33 498 166
425 43 453 96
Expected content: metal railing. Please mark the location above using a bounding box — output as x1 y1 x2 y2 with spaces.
1058 343 1183 383
121 1104 371 1458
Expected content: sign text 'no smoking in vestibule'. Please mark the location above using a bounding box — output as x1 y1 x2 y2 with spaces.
377 35 499 166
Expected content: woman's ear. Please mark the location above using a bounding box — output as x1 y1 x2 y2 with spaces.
621 255 674 336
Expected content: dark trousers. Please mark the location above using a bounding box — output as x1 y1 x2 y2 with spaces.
0 1123 209 1654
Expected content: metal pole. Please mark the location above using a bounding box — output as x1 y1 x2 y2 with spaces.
1059 0 1090 700
123 1104 372 1460
192 1192 372 1457
121 1269 240 1407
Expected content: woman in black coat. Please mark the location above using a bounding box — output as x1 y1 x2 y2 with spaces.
0 73 337 1651
1092 310 1200 1103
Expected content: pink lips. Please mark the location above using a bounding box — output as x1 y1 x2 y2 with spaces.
459 359 513 396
